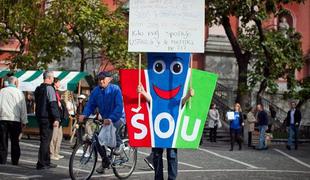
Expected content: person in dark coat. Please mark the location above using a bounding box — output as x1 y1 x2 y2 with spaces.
256 104 268 150
286 102 301 150
34 71 60 170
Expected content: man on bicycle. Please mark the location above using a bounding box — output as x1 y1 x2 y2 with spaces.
79 71 123 174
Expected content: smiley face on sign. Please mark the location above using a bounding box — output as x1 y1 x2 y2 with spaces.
120 53 217 149
147 53 190 147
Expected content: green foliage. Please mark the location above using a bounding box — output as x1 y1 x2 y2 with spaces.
47 0 136 71
206 0 305 101
0 0 136 71
0 0 68 69
242 26 304 93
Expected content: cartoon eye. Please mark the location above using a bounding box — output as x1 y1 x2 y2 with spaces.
170 61 183 75
153 60 166 74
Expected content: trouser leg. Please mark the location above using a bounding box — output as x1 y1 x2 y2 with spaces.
37 120 53 167
236 132 241 149
50 126 58 157
214 126 218 142
9 122 21 165
167 148 178 180
56 126 63 156
0 121 8 164
248 132 252 147
94 135 109 166
113 120 123 147
209 128 212 142
230 130 235 150
153 148 164 180
294 127 298 149
287 126 293 146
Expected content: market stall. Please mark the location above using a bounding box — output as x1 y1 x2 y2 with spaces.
0 69 10 88
14 70 90 138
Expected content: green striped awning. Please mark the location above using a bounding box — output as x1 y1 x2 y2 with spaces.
0 70 10 78
16 70 88 91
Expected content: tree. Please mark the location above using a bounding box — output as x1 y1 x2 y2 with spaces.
206 0 304 108
0 0 67 69
47 0 136 72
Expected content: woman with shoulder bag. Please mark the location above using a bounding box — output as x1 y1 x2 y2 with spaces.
208 103 220 142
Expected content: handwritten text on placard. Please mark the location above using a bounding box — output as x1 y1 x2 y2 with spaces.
128 0 205 53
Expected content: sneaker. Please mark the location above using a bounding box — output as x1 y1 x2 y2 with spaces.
96 165 105 174
56 155 64 159
51 156 59 160
144 156 154 170
114 144 125 156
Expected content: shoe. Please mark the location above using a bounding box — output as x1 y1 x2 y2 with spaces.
36 164 49 170
295 145 298 150
56 155 64 159
114 144 125 156
239 146 242 150
48 163 57 168
286 145 291 150
96 165 105 174
144 156 154 170
229 148 233 151
51 156 59 160
36 163 57 170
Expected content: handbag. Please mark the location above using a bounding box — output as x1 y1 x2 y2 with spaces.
98 123 117 147
217 119 222 128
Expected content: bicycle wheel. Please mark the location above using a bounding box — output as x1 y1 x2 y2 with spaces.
69 142 97 180
112 139 137 179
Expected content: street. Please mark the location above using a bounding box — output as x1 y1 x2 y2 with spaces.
0 138 310 180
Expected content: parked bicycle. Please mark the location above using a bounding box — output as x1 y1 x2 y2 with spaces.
69 119 137 180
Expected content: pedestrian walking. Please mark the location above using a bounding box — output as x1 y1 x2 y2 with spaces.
0 76 27 165
228 103 244 151
34 71 60 170
245 106 256 148
286 102 301 150
208 103 220 142
256 104 268 150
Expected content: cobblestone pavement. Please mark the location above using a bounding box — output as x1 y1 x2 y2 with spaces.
0 138 310 180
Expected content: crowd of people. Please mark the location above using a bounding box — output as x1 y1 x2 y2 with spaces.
0 70 303 180
203 101 302 152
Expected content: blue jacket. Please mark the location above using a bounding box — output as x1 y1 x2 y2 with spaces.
82 84 123 123
230 112 243 129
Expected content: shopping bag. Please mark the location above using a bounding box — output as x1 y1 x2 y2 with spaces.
98 124 116 147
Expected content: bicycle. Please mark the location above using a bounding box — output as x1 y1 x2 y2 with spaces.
69 119 137 180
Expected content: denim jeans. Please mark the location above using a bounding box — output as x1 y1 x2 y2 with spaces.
153 148 178 180
113 120 124 148
258 125 268 149
288 125 299 147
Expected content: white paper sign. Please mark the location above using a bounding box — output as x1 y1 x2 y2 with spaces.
226 112 235 121
128 0 205 53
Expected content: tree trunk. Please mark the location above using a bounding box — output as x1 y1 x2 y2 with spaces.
222 16 251 109
80 46 85 72
256 79 267 104
236 55 251 109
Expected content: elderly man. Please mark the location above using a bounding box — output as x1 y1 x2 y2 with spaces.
34 71 60 170
0 76 27 165
79 71 123 174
